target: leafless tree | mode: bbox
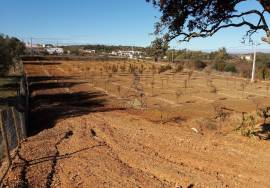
[161,77,166,89]
[117,85,121,97]
[240,81,248,97]
[236,112,256,137]
[187,70,193,83]
[183,79,188,94]
[213,103,230,130]
[151,80,155,96]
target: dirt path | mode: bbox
[3,60,270,188]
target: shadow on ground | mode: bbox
[0,96,18,107]
[255,123,270,140]
[28,75,125,136]
[23,61,62,66]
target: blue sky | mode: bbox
[0,0,269,52]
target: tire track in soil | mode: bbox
[46,130,73,188]
[89,127,172,187]
[90,113,230,187]
[8,131,74,188]
[16,143,30,188]
[91,115,175,186]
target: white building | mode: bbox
[240,55,252,61]
[112,50,145,59]
[46,47,64,55]
[80,49,96,54]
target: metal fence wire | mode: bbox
[2,108,26,150]
[0,70,29,185]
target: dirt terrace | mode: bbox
[3,59,270,188]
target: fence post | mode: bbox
[25,74,29,135]
[19,112,26,139]
[11,107,20,143]
[0,111,11,166]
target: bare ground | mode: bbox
[3,60,270,188]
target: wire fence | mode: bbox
[0,63,29,185]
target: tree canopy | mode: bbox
[146,0,270,43]
[149,37,170,61]
[0,34,25,74]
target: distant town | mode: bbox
[25,42,258,62]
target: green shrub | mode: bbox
[224,63,237,73]
[193,59,207,70]
[158,65,172,74]
[241,69,252,78]
[175,64,183,73]
[258,65,270,80]
[213,61,226,71]
[0,35,25,75]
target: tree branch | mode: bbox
[172,20,266,42]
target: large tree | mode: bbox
[149,36,170,61]
[146,0,270,43]
[0,35,25,74]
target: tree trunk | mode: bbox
[262,30,270,43]
[259,0,270,13]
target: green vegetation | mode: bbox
[60,43,270,81]
[173,49,210,61]
[149,37,169,62]
[213,61,226,72]
[169,47,229,63]
[211,47,229,61]
[62,44,147,54]
[224,63,237,73]
[255,53,270,80]
[158,65,172,74]
[193,59,207,70]
[257,53,270,67]
[175,64,183,73]
[0,34,25,75]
